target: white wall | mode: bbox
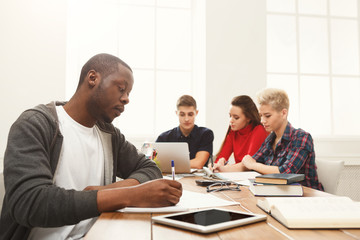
[0,0,67,159]
[0,0,266,159]
[205,0,266,153]
[0,0,359,174]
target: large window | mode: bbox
[266,0,360,137]
[66,0,205,142]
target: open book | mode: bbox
[257,197,360,229]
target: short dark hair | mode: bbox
[176,95,197,109]
[77,53,132,89]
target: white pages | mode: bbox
[118,190,238,213]
[257,196,360,229]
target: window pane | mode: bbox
[330,0,357,17]
[300,76,331,135]
[299,17,329,74]
[333,77,360,135]
[66,1,196,140]
[331,19,359,75]
[298,0,327,15]
[267,74,300,127]
[155,71,191,135]
[71,0,118,61]
[118,5,155,69]
[157,0,191,8]
[116,70,155,135]
[267,15,297,73]
[66,0,119,98]
[156,8,191,70]
[267,0,295,13]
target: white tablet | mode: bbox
[152,208,267,234]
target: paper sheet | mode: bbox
[215,171,261,182]
[118,190,238,213]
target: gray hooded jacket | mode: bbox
[0,101,162,240]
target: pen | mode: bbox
[210,155,214,173]
[171,160,175,180]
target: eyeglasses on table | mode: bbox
[206,181,241,193]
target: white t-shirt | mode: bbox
[29,106,105,240]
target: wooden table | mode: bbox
[85,177,360,240]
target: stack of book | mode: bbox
[249,173,305,197]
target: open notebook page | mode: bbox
[118,190,238,213]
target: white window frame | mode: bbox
[66,0,206,148]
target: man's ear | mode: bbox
[195,110,199,116]
[87,70,98,88]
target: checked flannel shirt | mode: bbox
[252,122,324,190]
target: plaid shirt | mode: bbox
[253,122,324,190]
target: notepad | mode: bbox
[118,190,238,213]
[257,196,360,229]
[118,205,188,213]
[202,168,261,183]
[216,171,261,181]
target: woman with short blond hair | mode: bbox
[257,88,289,111]
[242,88,323,190]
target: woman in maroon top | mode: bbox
[210,95,268,172]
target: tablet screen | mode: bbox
[153,208,267,233]
[166,209,253,226]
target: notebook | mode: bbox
[152,142,192,173]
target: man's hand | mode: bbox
[127,179,182,207]
[97,179,182,212]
